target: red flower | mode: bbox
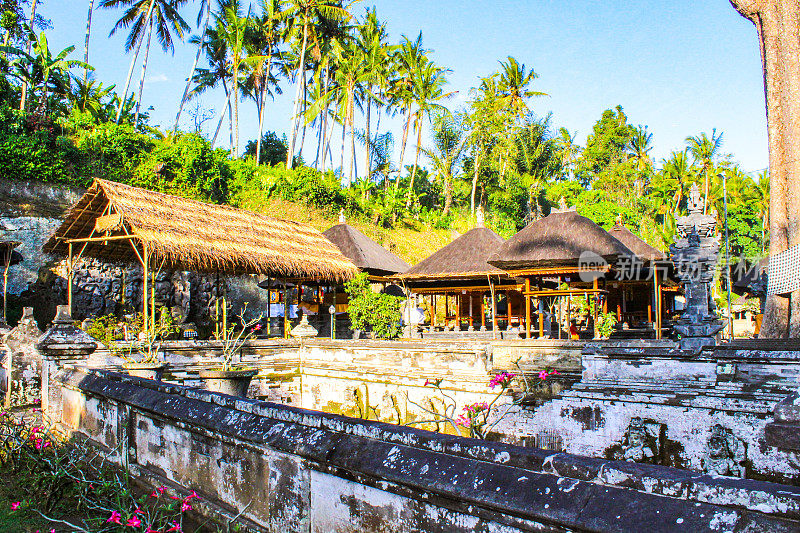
[126,516,142,527]
[184,490,198,501]
[181,501,192,512]
[166,522,181,532]
[11,502,20,510]
[106,511,123,524]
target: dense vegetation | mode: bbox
[0,0,769,261]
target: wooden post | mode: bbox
[655,269,662,340]
[445,293,449,329]
[332,285,337,340]
[469,292,474,329]
[592,278,599,338]
[456,292,461,330]
[142,243,149,340]
[490,280,497,339]
[480,292,486,330]
[283,280,289,338]
[67,242,73,316]
[506,291,512,328]
[525,278,531,339]
[266,277,272,337]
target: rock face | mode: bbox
[1,307,43,406]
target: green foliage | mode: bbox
[596,312,618,339]
[243,131,288,166]
[344,272,403,339]
[725,202,764,259]
[577,105,635,184]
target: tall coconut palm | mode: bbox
[188,25,232,146]
[686,129,724,214]
[389,31,425,188]
[283,0,350,168]
[173,0,213,133]
[407,60,453,207]
[100,0,190,123]
[420,110,467,216]
[84,0,96,83]
[496,56,547,122]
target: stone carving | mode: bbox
[703,424,746,478]
[1,307,43,406]
[614,417,660,463]
[670,184,724,352]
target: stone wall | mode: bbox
[50,367,800,532]
[493,341,800,485]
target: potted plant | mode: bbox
[199,307,262,397]
[117,312,175,381]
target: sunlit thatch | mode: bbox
[44,179,359,281]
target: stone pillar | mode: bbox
[35,305,97,421]
[670,185,724,352]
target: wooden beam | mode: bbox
[65,234,137,244]
[525,278,531,339]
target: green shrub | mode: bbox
[344,273,403,339]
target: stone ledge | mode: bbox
[55,367,800,527]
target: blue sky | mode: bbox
[43,0,768,174]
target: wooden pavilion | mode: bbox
[488,207,669,339]
[44,179,358,336]
[396,216,523,337]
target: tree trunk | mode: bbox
[287,17,309,169]
[255,48,274,165]
[395,106,411,191]
[133,16,154,126]
[364,93,371,181]
[442,175,452,216]
[211,87,233,148]
[340,120,346,176]
[174,0,211,133]
[407,114,423,208]
[471,148,482,214]
[19,0,38,112]
[115,0,156,123]
[83,0,95,84]
[730,0,800,337]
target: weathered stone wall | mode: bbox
[493,342,800,485]
[51,367,800,532]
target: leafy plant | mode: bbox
[596,311,618,339]
[214,304,262,371]
[344,273,403,339]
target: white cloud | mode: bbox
[144,73,169,84]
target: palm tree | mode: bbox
[70,74,115,119]
[214,1,260,157]
[496,56,547,122]
[2,30,94,114]
[556,127,581,180]
[247,0,285,164]
[283,0,350,168]
[100,0,190,123]
[466,72,503,214]
[389,32,426,188]
[686,129,724,214]
[18,0,39,111]
[356,9,389,184]
[173,0,213,133]
[407,59,453,207]
[84,0,96,83]
[188,25,232,147]
[660,150,694,214]
[420,110,467,216]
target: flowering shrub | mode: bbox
[406,362,563,439]
[0,410,205,532]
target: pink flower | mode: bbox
[151,486,167,498]
[489,372,517,389]
[126,516,142,527]
[550,369,560,375]
[33,398,40,404]
[107,511,123,524]
[35,438,43,449]
[134,507,144,515]
[145,528,160,533]
[253,323,262,331]
[11,502,20,510]
[538,370,549,380]
[184,490,198,501]
[181,501,192,512]
[166,522,181,532]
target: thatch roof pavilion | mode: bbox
[396,216,523,336]
[44,179,358,335]
[607,223,665,263]
[323,221,409,278]
[487,209,633,273]
[488,208,672,339]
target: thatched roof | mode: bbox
[44,179,358,281]
[323,223,409,276]
[607,224,665,262]
[398,227,507,280]
[488,209,634,271]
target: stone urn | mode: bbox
[199,368,258,397]
[123,362,167,381]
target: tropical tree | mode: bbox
[496,55,546,122]
[389,31,426,187]
[420,110,467,216]
[100,0,190,123]
[173,0,213,133]
[69,74,115,119]
[283,0,350,168]
[686,129,724,214]
[83,0,96,83]
[2,30,93,113]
